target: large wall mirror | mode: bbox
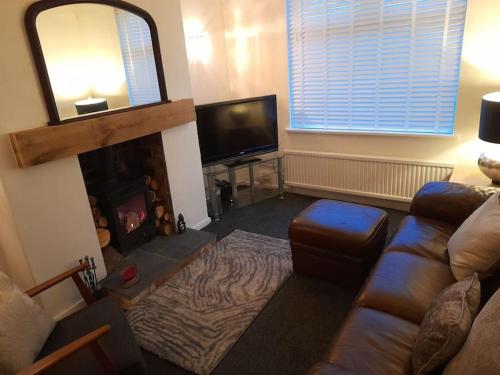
[26,0,168,125]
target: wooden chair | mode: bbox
[18,263,147,375]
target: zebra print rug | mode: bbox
[126,230,292,375]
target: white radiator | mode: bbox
[284,150,455,202]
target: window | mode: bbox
[115,9,161,106]
[287,0,468,135]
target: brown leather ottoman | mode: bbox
[289,199,388,287]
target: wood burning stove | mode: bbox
[97,179,156,254]
[79,133,174,255]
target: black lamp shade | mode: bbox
[75,98,108,116]
[479,94,500,144]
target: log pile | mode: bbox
[141,134,176,236]
[144,175,174,236]
[88,195,111,248]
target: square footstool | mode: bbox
[288,199,388,288]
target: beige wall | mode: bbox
[37,4,130,120]
[0,178,33,291]
[0,0,208,318]
[0,0,103,318]
[180,0,232,105]
[184,0,500,178]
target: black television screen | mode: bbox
[195,95,278,165]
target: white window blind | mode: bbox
[115,9,161,106]
[287,0,468,135]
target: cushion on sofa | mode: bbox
[356,252,456,324]
[448,193,500,280]
[444,286,500,375]
[0,272,55,375]
[384,215,456,263]
[413,274,481,375]
[322,307,419,375]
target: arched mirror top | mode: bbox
[26,0,168,124]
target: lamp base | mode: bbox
[478,153,500,185]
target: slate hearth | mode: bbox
[101,229,216,309]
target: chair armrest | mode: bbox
[410,181,498,226]
[24,263,94,304]
[16,325,117,375]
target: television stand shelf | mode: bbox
[204,155,285,221]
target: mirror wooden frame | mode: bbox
[25,0,169,125]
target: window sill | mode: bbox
[285,128,458,140]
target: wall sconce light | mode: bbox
[184,19,212,65]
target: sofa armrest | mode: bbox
[410,181,498,226]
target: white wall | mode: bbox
[0,0,208,318]
[0,0,105,318]
[141,0,210,230]
[180,0,232,105]
[182,0,500,179]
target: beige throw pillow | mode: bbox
[412,274,481,375]
[448,193,500,280]
[0,272,55,375]
[444,287,500,374]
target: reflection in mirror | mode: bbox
[36,3,161,120]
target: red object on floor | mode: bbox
[121,265,138,283]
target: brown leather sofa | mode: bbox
[309,181,499,375]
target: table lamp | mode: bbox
[75,97,108,115]
[478,92,500,185]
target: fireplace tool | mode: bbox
[79,256,99,295]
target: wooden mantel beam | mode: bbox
[9,99,196,168]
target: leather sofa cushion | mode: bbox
[384,216,456,263]
[289,199,388,257]
[356,252,456,324]
[321,308,419,375]
[410,182,498,227]
[308,362,353,375]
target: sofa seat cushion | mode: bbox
[308,362,354,375]
[38,298,146,375]
[384,216,456,263]
[356,252,456,324]
[319,308,419,375]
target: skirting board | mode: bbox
[53,298,86,321]
[190,216,212,230]
[288,185,411,212]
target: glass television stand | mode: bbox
[204,155,285,221]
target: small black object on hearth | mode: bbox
[177,213,186,234]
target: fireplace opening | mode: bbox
[79,133,175,257]
[118,195,148,234]
[97,178,156,253]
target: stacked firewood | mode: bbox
[145,175,174,236]
[88,195,111,248]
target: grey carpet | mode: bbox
[128,230,293,375]
[142,193,407,374]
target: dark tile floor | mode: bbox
[143,193,406,375]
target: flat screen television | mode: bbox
[195,95,278,166]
